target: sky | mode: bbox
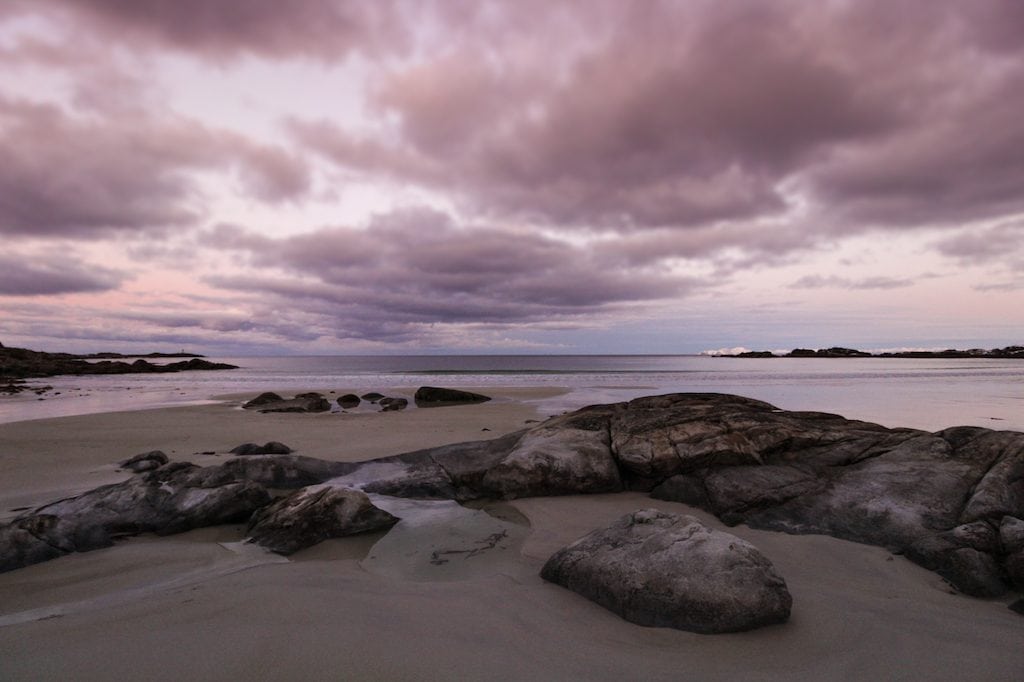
[1,0,1022,356]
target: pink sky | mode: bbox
[1,1,1022,354]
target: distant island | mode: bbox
[720,345,1024,359]
[0,342,238,387]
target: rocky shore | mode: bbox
[3,392,1021,619]
[0,342,237,386]
[722,345,1024,359]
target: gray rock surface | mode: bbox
[379,396,408,412]
[244,392,331,413]
[0,462,271,572]
[541,509,792,633]
[119,450,169,473]
[230,441,294,456]
[414,386,492,406]
[337,393,361,409]
[248,485,399,555]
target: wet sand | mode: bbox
[1,390,1021,680]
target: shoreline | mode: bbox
[1,391,1023,679]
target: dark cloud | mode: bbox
[0,253,123,296]
[291,1,1024,237]
[933,222,1024,265]
[204,208,694,343]
[0,98,311,238]
[24,0,409,61]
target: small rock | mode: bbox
[361,392,385,403]
[230,442,294,456]
[379,397,408,412]
[119,450,169,473]
[247,485,399,555]
[243,392,284,409]
[337,393,361,409]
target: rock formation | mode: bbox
[2,392,1022,605]
[414,386,492,406]
[337,393,361,409]
[541,509,792,633]
[243,392,331,413]
[119,450,169,473]
[230,442,294,456]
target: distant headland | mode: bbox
[716,345,1024,359]
[0,341,237,387]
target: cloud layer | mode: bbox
[1,1,1022,351]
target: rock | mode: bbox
[541,510,792,633]
[650,474,709,507]
[337,393,361,409]
[230,442,294,456]
[478,411,622,499]
[414,386,492,406]
[361,392,385,403]
[119,450,169,473]
[1000,516,1024,552]
[379,397,408,412]
[904,535,1008,597]
[219,455,355,489]
[1010,598,1024,615]
[0,463,271,572]
[252,393,332,413]
[243,392,284,408]
[247,485,399,555]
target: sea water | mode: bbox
[1,355,1021,432]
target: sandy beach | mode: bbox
[1,389,1022,681]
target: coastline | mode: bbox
[1,390,1022,680]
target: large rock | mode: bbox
[246,392,332,413]
[247,485,399,555]
[414,386,491,406]
[541,509,792,633]
[337,393,361,409]
[0,463,271,573]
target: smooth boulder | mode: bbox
[414,386,491,406]
[247,485,399,555]
[541,509,792,633]
[230,441,294,456]
[119,450,169,473]
[337,393,361,409]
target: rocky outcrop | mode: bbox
[0,344,236,380]
[119,450,169,473]
[247,485,399,555]
[0,462,270,572]
[379,397,408,412]
[230,442,294,456]
[244,392,332,413]
[414,386,492,406]
[541,510,791,633]
[337,393,361,409]
[2,392,1023,602]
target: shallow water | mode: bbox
[2,355,1021,432]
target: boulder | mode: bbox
[230,441,294,456]
[243,392,284,408]
[414,386,492,406]
[541,510,792,633]
[251,393,332,413]
[337,393,361,409]
[0,463,271,572]
[247,485,399,555]
[119,450,169,473]
[379,397,409,412]
[361,392,385,403]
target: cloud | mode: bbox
[0,253,123,296]
[202,208,695,344]
[933,221,1024,265]
[15,0,409,62]
[287,1,1024,242]
[790,275,915,291]
[0,97,311,238]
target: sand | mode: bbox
[1,389,1021,680]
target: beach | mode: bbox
[1,388,1022,681]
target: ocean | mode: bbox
[1,355,1021,432]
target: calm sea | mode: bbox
[1,355,1021,432]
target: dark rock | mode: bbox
[0,343,236,379]
[247,485,399,555]
[230,441,294,456]
[1009,598,1024,615]
[249,393,332,413]
[1000,516,1024,552]
[243,392,284,408]
[379,397,409,412]
[650,474,709,507]
[337,393,361,409]
[0,465,271,573]
[361,392,385,403]
[219,455,355,489]
[541,509,792,633]
[414,386,492,406]
[119,450,169,473]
